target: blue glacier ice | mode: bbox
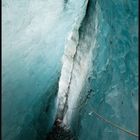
[2,0,138,140]
[2,0,87,139]
[66,1,138,140]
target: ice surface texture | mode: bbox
[66,0,138,140]
[2,0,138,140]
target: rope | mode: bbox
[69,95,138,138]
[90,109,138,138]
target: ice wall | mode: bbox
[2,0,87,140]
[59,0,138,140]
[2,0,138,140]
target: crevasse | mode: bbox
[2,0,138,140]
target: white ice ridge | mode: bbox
[59,2,99,125]
[56,0,92,124]
[56,17,81,120]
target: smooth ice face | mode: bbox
[2,0,88,140]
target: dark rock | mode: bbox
[46,119,76,140]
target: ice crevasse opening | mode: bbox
[2,0,138,140]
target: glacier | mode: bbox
[2,0,138,140]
